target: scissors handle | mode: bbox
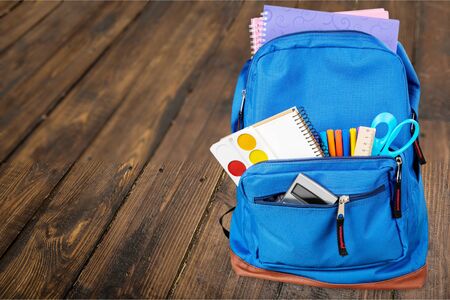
[371,113,397,156]
[380,119,420,157]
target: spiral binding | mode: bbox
[292,107,325,157]
[249,17,266,56]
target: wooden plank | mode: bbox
[0,2,102,96]
[0,2,241,298]
[68,160,223,298]
[0,1,147,162]
[0,0,21,18]
[0,1,60,51]
[397,161,449,299]
[0,161,122,297]
[414,2,449,120]
[419,120,450,163]
[0,1,175,259]
[0,162,37,208]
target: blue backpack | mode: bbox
[225,31,428,289]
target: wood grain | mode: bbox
[0,1,147,162]
[68,161,223,298]
[0,161,121,297]
[419,120,450,163]
[0,0,21,18]
[414,2,450,120]
[0,1,174,259]
[0,1,60,51]
[151,1,261,163]
[0,2,241,298]
[0,2,102,96]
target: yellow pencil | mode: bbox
[350,128,357,156]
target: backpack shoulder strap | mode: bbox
[219,206,235,239]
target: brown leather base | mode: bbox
[230,251,427,290]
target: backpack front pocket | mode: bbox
[238,157,406,270]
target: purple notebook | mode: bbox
[263,5,400,52]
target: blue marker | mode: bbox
[342,129,350,156]
[319,131,329,157]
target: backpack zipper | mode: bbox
[237,89,246,130]
[336,195,350,256]
[392,156,403,218]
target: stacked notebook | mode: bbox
[249,5,399,55]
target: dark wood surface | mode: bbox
[0,1,448,298]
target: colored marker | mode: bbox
[335,130,343,157]
[342,129,350,157]
[350,128,357,156]
[326,129,336,157]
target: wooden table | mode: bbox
[0,1,448,298]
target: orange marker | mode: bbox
[335,130,343,157]
[326,129,336,157]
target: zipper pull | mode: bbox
[237,89,246,130]
[336,195,349,256]
[392,156,403,218]
[411,111,426,165]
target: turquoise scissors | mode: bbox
[371,112,420,157]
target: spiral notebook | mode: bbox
[210,107,323,185]
[249,7,394,55]
[249,17,264,55]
